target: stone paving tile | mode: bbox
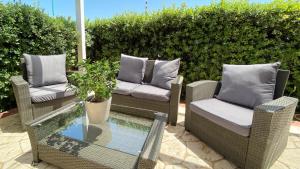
[180,131,199,142]
[213,160,236,169]
[3,152,52,169]
[0,142,23,163]
[271,161,290,169]
[19,139,31,153]
[182,155,212,169]
[286,140,297,149]
[186,141,223,162]
[290,125,300,134]
[295,142,300,148]
[160,139,187,165]
[0,110,300,169]
[155,160,166,169]
[276,149,300,169]
[289,135,300,142]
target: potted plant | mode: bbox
[68,59,119,124]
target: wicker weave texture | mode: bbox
[111,104,157,119]
[185,80,299,169]
[26,103,167,169]
[112,94,170,114]
[11,76,33,129]
[38,144,138,169]
[138,113,167,169]
[190,112,249,167]
[112,75,183,125]
[32,95,76,118]
[245,96,298,169]
[185,80,218,130]
[11,75,76,129]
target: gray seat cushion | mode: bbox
[112,80,141,95]
[23,53,68,87]
[29,83,75,103]
[151,58,180,90]
[217,62,280,108]
[190,98,253,137]
[117,54,148,84]
[131,85,171,102]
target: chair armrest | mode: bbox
[186,80,218,102]
[11,75,29,86]
[169,75,184,125]
[185,80,218,130]
[171,75,184,86]
[11,76,32,129]
[246,96,298,169]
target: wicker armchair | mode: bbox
[185,70,298,169]
[11,58,76,129]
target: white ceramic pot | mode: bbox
[85,97,112,124]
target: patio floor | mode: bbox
[0,104,300,169]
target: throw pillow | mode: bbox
[23,53,68,87]
[151,58,180,90]
[117,54,148,84]
[217,62,280,108]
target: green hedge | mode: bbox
[88,1,300,108]
[1,1,299,112]
[0,3,77,112]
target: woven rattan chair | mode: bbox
[185,70,298,169]
[11,58,76,129]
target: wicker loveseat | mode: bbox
[11,58,76,129]
[111,60,183,126]
[185,69,298,169]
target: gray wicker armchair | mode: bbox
[185,70,298,169]
[11,58,76,129]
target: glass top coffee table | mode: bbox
[26,102,167,169]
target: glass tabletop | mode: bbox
[37,103,153,156]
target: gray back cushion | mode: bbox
[151,58,180,90]
[143,60,155,83]
[117,54,148,84]
[23,53,68,87]
[217,62,280,108]
[215,69,289,99]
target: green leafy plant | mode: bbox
[68,60,119,102]
[87,0,300,111]
[1,1,300,112]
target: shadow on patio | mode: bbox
[0,104,300,169]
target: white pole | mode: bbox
[76,0,86,62]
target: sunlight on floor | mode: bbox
[0,104,299,169]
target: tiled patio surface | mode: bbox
[0,104,300,169]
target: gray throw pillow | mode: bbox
[151,58,180,90]
[23,53,68,87]
[217,62,280,108]
[117,54,148,84]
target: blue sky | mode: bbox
[1,0,270,20]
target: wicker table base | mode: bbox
[26,102,167,169]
